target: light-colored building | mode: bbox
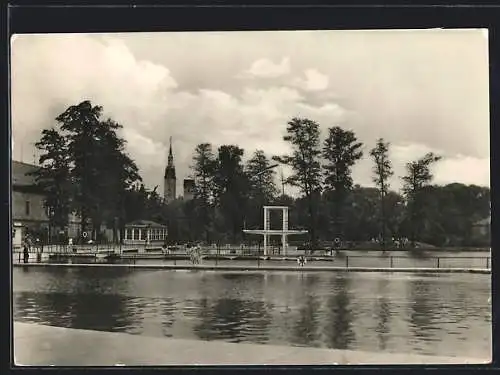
[12,222,24,250]
[12,161,50,227]
[12,160,81,242]
[183,179,195,201]
[123,220,168,246]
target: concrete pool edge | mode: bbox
[11,263,491,274]
[13,322,490,366]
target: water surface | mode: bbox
[13,267,491,358]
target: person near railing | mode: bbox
[187,243,203,265]
[23,242,29,263]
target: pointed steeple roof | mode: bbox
[165,136,176,179]
[168,136,173,157]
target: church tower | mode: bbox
[164,137,176,203]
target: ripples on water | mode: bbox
[13,267,491,358]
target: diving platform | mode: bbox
[243,206,308,256]
[243,229,308,235]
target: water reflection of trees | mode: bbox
[408,278,438,339]
[291,274,321,346]
[375,278,391,351]
[291,294,321,346]
[153,298,176,336]
[324,276,356,349]
[193,274,272,344]
[13,291,133,333]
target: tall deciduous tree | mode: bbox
[214,145,249,242]
[273,118,322,247]
[322,126,363,240]
[401,152,441,246]
[94,118,141,242]
[31,128,72,233]
[190,143,217,242]
[369,138,394,248]
[245,150,278,230]
[246,150,278,203]
[34,100,142,242]
[57,101,103,234]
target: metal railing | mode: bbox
[12,249,491,270]
[337,254,491,270]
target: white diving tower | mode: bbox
[243,206,308,256]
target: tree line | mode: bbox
[29,102,490,248]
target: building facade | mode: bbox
[12,161,49,225]
[164,137,177,203]
[12,160,82,243]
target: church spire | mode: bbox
[164,136,176,203]
[168,136,174,166]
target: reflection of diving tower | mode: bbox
[243,206,308,256]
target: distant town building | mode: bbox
[183,179,195,201]
[163,137,176,203]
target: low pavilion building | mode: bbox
[123,220,168,246]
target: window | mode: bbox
[25,201,30,216]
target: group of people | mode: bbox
[296,255,307,267]
[370,236,410,248]
[187,244,203,265]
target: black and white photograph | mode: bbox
[11,29,491,366]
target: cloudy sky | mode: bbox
[11,29,490,197]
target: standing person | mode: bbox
[23,242,29,264]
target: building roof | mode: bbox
[126,219,167,228]
[12,160,39,187]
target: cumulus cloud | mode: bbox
[11,35,177,130]
[122,128,168,169]
[11,30,490,196]
[352,143,490,191]
[292,68,330,91]
[241,57,291,79]
[434,156,490,187]
[11,34,177,188]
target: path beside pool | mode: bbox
[13,322,489,366]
